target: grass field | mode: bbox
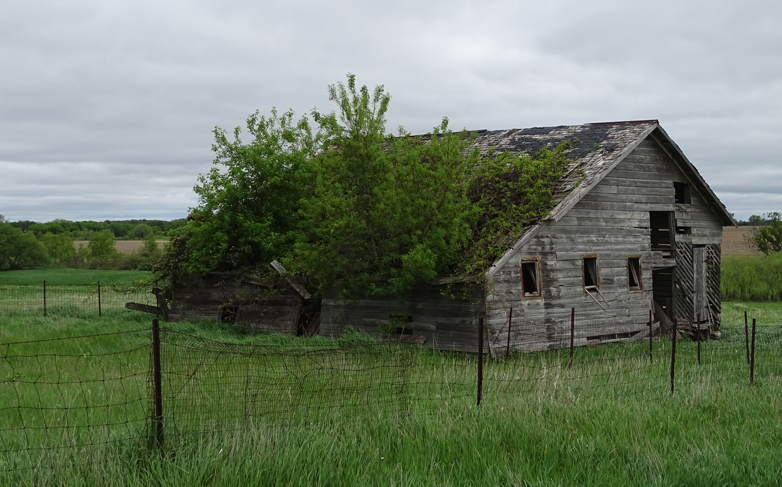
[722,253,782,301]
[0,269,154,316]
[0,302,781,485]
[0,268,152,286]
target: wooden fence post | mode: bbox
[670,319,677,394]
[151,319,164,448]
[477,317,484,407]
[97,281,102,317]
[43,280,47,317]
[750,318,757,385]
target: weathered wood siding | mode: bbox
[320,287,483,352]
[170,275,302,334]
[487,135,723,351]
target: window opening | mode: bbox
[583,257,599,288]
[628,257,642,290]
[521,260,541,297]
[674,182,691,204]
[650,211,675,254]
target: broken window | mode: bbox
[674,182,691,204]
[650,211,675,253]
[521,260,541,297]
[628,257,642,290]
[583,257,599,288]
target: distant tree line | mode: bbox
[0,219,165,271]
[735,212,781,226]
[7,219,185,240]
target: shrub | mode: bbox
[0,223,48,270]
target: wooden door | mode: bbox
[693,246,707,323]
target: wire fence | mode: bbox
[0,311,780,476]
[0,282,154,316]
[0,328,150,474]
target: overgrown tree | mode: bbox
[289,75,477,296]
[157,74,573,297]
[158,108,318,282]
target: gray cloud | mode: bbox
[1,0,780,221]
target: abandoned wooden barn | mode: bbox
[320,120,734,351]
[167,119,733,353]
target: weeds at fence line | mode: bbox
[0,310,780,477]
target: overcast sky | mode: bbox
[1,0,780,222]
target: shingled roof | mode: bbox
[470,120,735,277]
[466,120,733,225]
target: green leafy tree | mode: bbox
[158,108,318,282]
[157,74,573,297]
[129,223,155,239]
[39,233,76,266]
[752,214,782,255]
[85,230,120,268]
[290,75,477,296]
[0,223,48,270]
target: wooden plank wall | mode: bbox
[320,287,483,352]
[170,276,302,334]
[487,135,724,351]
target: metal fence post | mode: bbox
[670,319,677,394]
[750,318,757,385]
[568,307,575,366]
[696,313,701,365]
[744,311,750,364]
[151,319,164,448]
[43,280,47,317]
[648,309,653,362]
[477,317,484,407]
[505,307,513,358]
[97,281,102,317]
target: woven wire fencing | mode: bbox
[483,308,782,401]
[0,311,779,478]
[0,329,151,475]
[0,282,154,316]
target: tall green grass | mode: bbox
[722,254,782,301]
[1,304,781,485]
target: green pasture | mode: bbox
[0,302,780,485]
[0,268,152,286]
[0,269,153,316]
